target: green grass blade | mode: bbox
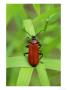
[46,22,60,32]
[6,4,13,24]
[41,58,61,71]
[14,5,28,31]
[33,8,59,24]
[7,56,31,68]
[7,44,14,56]
[33,4,40,15]
[33,13,60,34]
[11,4,27,18]
[36,64,50,86]
[16,67,33,86]
[29,69,41,86]
[6,68,20,86]
[47,69,61,86]
[23,19,35,36]
[33,4,60,33]
[6,4,27,25]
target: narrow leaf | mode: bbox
[33,4,40,15]
[29,69,41,86]
[23,19,35,36]
[36,64,50,86]
[16,67,33,86]
[6,68,20,86]
[6,4,27,25]
[46,22,60,32]
[7,56,31,68]
[33,13,60,35]
[41,58,61,71]
[6,4,13,24]
[7,44,14,56]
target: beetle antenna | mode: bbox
[35,19,49,37]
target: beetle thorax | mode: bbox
[32,39,38,44]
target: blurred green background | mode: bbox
[6,4,61,86]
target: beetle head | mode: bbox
[32,36,36,40]
[32,36,37,43]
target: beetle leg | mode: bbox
[39,44,41,47]
[26,45,29,48]
[39,53,43,60]
[39,44,41,49]
[39,53,43,64]
[24,53,28,56]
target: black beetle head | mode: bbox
[32,36,36,40]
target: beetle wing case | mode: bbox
[28,43,39,67]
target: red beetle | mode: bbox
[24,20,48,67]
[24,36,43,67]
